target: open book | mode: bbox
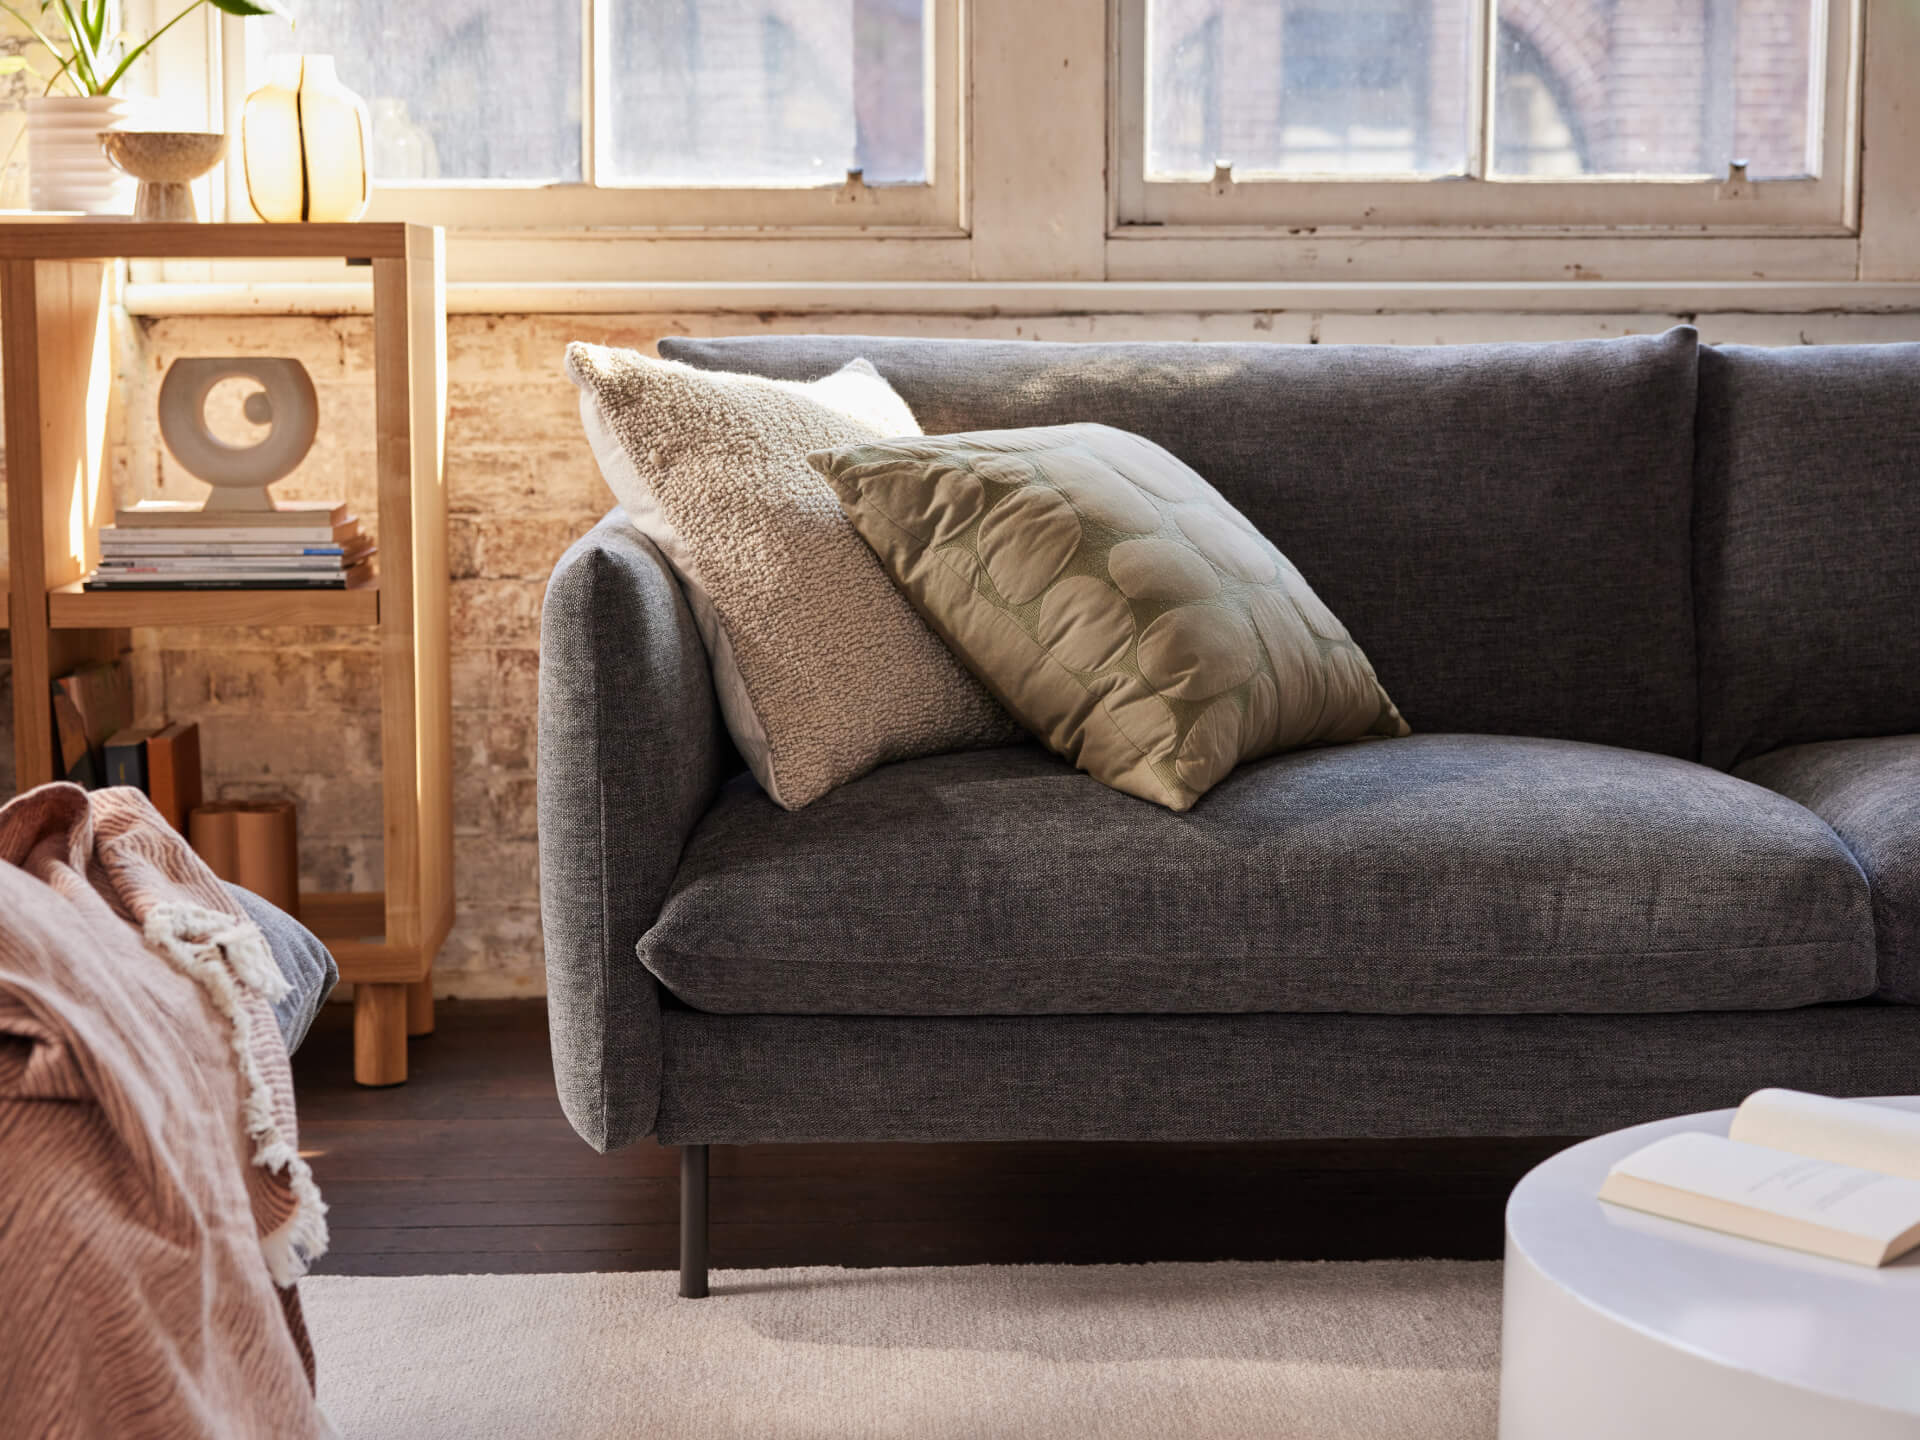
[1598,1090,1920,1267]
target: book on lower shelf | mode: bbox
[1598,1089,1920,1266]
[103,726,156,789]
[146,720,202,832]
[87,500,374,590]
[73,717,203,832]
[50,655,134,787]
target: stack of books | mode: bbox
[101,721,204,834]
[51,655,133,787]
[48,655,203,828]
[85,500,375,591]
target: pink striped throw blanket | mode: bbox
[0,783,331,1439]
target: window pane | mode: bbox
[1145,0,1473,178]
[1492,0,1820,178]
[247,3,581,182]
[603,1,928,186]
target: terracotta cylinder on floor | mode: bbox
[189,799,300,920]
[188,802,241,881]
[232,801,300,920]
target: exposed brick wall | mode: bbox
[2,305,1916,996]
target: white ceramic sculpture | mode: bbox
[157,357,320,511]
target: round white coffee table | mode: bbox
[1499,1098,1920,1439]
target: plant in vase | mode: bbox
[1,0,290,213]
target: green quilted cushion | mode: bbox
[811,423,1408,810]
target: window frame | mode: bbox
[1111,0,1862,236]
[117,0,1920,297]
[210,0,967,235]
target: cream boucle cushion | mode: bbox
[811,423,1409,811]
[566,345,1018,809]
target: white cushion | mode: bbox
[566,345,1018,809]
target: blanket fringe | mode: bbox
[143,903,329,1286]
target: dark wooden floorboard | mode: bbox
[293,999,1573,1277]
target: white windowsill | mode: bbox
[120,278,1920,318]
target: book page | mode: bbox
[1730,1089,1920,1181]
[1601,1132,1920,1263]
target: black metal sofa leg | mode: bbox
[680,1144,710,1298]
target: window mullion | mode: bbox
[1469,0,1495,179]
[217,13,250,220]
[582,0,601,188]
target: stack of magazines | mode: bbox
[85,500,375,591]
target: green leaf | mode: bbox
[15,0,293,98]
[52,0,100,92]
[0,54,30,73]
[206,0,292,19]
[101,0,286,96]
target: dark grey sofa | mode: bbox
[537,327,1920,1297]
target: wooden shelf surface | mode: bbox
[329,940,429,985]
[0,219,416,260]
[49,579,379,629]
[300,890,441,985]
[302,890,388,940]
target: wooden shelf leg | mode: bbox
[406,970,434,1037]
[354,983,409,1086]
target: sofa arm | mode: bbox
[538,513,729,1151]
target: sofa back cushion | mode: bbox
[662,328,1701,757]
[1694,343,1920,770]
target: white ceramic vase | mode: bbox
[242,55,371,222]
[27,94,138,214]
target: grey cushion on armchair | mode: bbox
[538,514,731,1152]
[222,882,337,1054]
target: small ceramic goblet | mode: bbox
[99,131,227,222]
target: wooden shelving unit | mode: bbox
[1,221,451,1086]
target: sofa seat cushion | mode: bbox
[640,734,1875,1017]
[1735,736,1920,1003]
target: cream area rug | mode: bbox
[303,1261,1502,1439]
